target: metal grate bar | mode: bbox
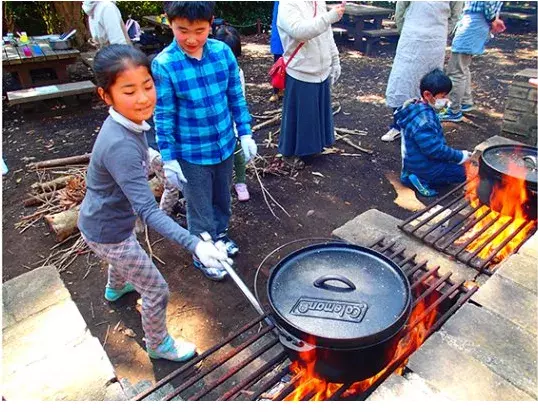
[220,351,288,401]
[458,216,514,262]
[451,212,503,256]
[421,200,472,241]
[388,246,406,259]
[162,324,275,401]
[410,266,440,290]
[408,193,469,235]
[435,206,492,252]
[413,272,452,306]
[428,204,479,246]
[188,338,281,400]
[133,313,268,401]
[247,366,291,401]
[399,179,470,228]
[404,259,429,278]
[431,285,479,328]
[477,219,532,271]
[271,372,308,401]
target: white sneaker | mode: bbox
[381,128,401,142]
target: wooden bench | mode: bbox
[362,28,399,56]
[7,80,96,106]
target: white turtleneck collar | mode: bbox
[108,107,151,133]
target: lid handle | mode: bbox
[313,275,356,292]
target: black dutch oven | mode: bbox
[266,243,411,383]
[477,144,538,220]
[219,239,412,384]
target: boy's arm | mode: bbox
[225,48,252,137]
[414,125,464,163]
[483,1,503,23]
[395,1,411,33]
[151,59,178,162]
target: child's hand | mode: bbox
[240,135,257,163]
[163,160,187,189]
[458,150,471,164]
[195,240,231,269]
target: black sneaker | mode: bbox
[216,233,239,257]
[192,255,227,282]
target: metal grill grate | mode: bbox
[398,178,537,275]
[133,237,478,401]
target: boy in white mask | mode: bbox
[394,69,471,197]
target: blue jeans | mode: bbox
[424,163,466,187]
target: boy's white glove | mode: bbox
[240,135,257,163]
[194,240,232,269]
[330,62,341,86]
[148,147,161,163]
[163,160,187,189]
[458,150,471,165]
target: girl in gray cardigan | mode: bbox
[78,45,229,362]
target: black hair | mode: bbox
[163,1,215,23]
[93,44,151,93]
[420,68,452,97]
[214,26,241,58]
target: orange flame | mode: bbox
[284,293,438,401]
[459,160,535,264]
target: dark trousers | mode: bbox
[178,155,234,239]
[423,163,466,186]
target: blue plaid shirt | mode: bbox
[464,1,503,22]
[152,39,252,165]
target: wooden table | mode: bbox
[142,16,172,32]
[330,3,394,50]
[2,36,80,88]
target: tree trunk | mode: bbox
[45,206,81,242]
[3,3,15,34]
[51,1,89,48]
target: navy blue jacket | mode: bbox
[395,99,464,179]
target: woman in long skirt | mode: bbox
[277,1,345,167]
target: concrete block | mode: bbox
[503,109,521,122]
[502,120,532,137]
[529,88,537,101]
[2,335,117,401]
[2,266,70,322]
[474,135,521,153]
[104,382,128,401]
[518,233,538,259]
[120,378,180,401]
[506,97,536,112]
[2,302,16,330]
[508,85,531,99]
[440,304,537,398]
[333,209,478,284]
[367,373,450,400]
[471,275,537,336]
[494,253,537,293]
[407,333,534,400]
[3,299,88,377]
[515,68,538,80]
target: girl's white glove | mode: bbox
[163,160,187,190]
[458,150,471,165]
[194,240,231,269]
[240,135,257,163]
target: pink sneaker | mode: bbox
[234,183,250,202]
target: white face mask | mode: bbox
[434,98,449,110]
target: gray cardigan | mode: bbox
[78,115,199,252]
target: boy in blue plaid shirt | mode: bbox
[152,1,256,281]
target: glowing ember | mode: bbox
[284,293,438,401]
[458,160,536,264]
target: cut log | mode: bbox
[28,153,91,170]
[45,206,81,242]
[31,175,72,193]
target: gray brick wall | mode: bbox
[501,68,537,146]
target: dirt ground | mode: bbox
[2,25,537,388]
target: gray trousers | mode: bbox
[178,155,234,239]
[447,52,473,112]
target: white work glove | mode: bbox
[458,150,471,165]
[330,62,341,86]
[240,135,257,163]
[147,147,161,163]
[163,160,187,190]
[194,240,231,269]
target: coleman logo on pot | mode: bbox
[290,297,368,323]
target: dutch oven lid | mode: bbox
[482,144,537,186]
[267,243,411,349]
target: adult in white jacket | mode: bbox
[82,0,131,48]
[277,1,345,167]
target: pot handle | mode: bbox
[313,275,356,292]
